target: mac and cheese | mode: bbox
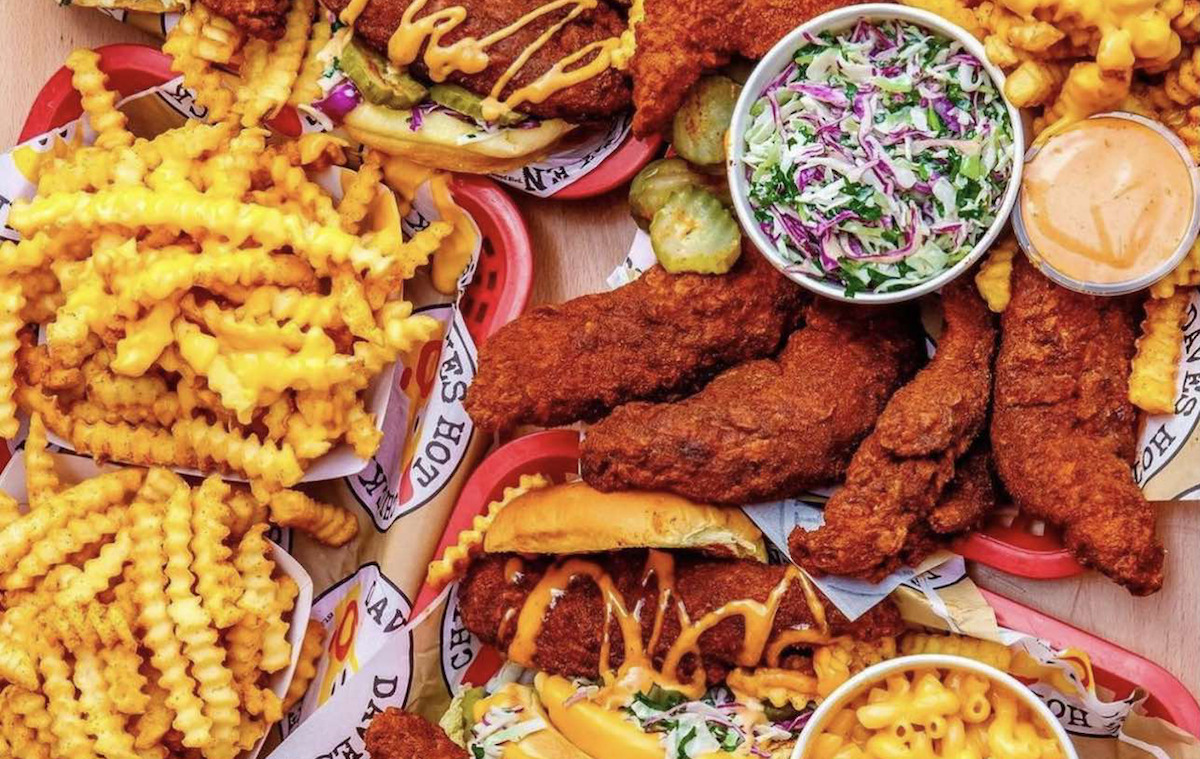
[804,668,1067,759]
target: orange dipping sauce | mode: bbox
[1019,115,1197,287]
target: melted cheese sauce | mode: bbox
[1020,116,1197,285]
[504,551,832,701]
[339,0,629,120]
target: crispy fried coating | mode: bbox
[927,442,995,536]
[991,259,1163,595]
[630,0,857,135]
[203,0,290,39]
[459,551,906,685]
[365,707,468,759]
[579,298,922,504]
[465,252,807,432]
[320,0,631,121]
[790,281,996,579]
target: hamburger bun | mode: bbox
[343,103,577,174]
[483,480,767,561]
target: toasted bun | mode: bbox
[343,103,577,174]
[483,481,767,561]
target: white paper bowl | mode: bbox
[727,4,1025,304]
[0,450,314,759]
[789,654,1078,759]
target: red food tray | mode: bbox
[9,43,534,466]
[416,428,1200,737]
[550,131,663,200]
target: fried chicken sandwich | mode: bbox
[367,476,907,759]
[319,0,636,173]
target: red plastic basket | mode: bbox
[10,42,534,463]
[550,131,663,200]
[419,429,1200,737]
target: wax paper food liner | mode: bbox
[1,75,498,752]
[75,4,635,197]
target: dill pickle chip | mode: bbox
[429,84,526,126]
[649,186,742,274]
[340,41,428,109]
[672,75,741,168]
[629,158,710,228]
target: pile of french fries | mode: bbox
[0,417,327,758]
[0,41,451,492]
[0,1,470,751]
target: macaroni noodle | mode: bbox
[804,667,1066,759]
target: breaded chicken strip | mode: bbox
[991,259,1163,595]
[579,298,922,504]
[459,551,906,685]
[320,0,632,121]
[204,0,290,38]
[631,0,857,135]
[927,441,995,535]
[465,251,807,432]
[365,707,468,759]
[790,281,996,580]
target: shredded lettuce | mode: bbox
[620,686,810,758]
[467,705,546,759]
[741,19,1014,296]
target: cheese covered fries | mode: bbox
[0,46,451,490]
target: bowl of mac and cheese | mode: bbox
[792,654,1076,759]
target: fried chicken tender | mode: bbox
[927,441,995,535]
[579,298,922,504]
[459,551,906,685]
[630,0,858,135]
[320,0,631,121]
[203,0,290,39]
[365,707,468,759]
[790,281,997,580]
[465,252,807,432]
[991,259,1163,595]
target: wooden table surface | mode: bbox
[4,2,1197,706]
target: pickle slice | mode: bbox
[629,158,734,229]
[429,84,526,126]
[672,75,741,168]
[630,158,706,229]
[339,41,428,109]
[649,186,742,274]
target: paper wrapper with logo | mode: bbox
[1,73,502,755]
[67,3,635,197]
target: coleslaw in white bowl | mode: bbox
[727,4,1023,303]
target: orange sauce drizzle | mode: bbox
[339,0,371,26]
[505,553,832,700]
[379,0,622,120]
[504,556,526,584]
